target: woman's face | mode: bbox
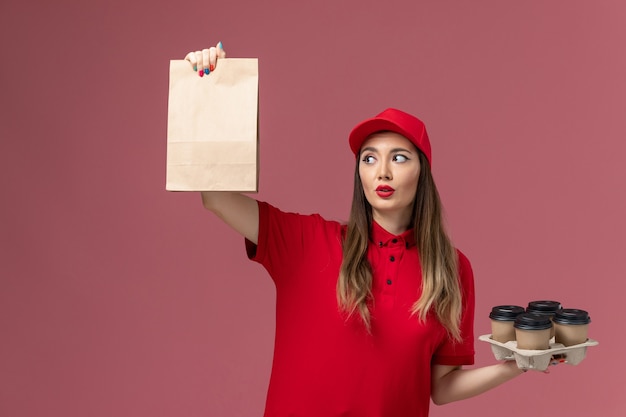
[358,132,421,230]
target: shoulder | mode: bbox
[456,249,472,273]
[259,200,343,232]
[455,248,475,290]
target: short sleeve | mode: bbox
[244,201,342,285]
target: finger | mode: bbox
[195,50,204,77]
[185,52,197,72]
[202,48,211,75]
[217,41,226,59]
[209,47,217,72]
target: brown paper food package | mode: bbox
[166,58,259,191]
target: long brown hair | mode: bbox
[337,151,463,340]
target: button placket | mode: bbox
[383,244,402,297]
[372,234,408,309]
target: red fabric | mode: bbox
[246,201,475,417]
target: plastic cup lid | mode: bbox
[553,308,591,325]
[489,305,525,321]
[514,313,553,330]
[526,300,562,314]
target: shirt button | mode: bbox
[390,256,395,262]
[392,238,398,244]
[378,241,383,247]
[387,279,392,285]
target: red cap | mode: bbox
[349,108,432,166]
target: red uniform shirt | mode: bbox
[245,201,475,417]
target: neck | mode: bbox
[372,209,412,235]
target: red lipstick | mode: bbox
[375,185,395,198]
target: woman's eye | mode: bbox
[362,155,376,164]
[393,154,408,162]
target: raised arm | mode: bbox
[185,43,260,244]
[201,192,259,244]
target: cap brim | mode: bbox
[349,118,414,155]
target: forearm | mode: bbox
[431,361,525,405]
[200,191,259,244]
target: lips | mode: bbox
[375,185,395,198]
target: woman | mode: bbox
[186,43,525,417]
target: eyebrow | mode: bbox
[361,146,414,154]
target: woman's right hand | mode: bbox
[184,41,226,77]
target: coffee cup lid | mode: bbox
[514,313,553,330]
[489,305,525,321]
[526,300,561,315]
[553,308,591,325]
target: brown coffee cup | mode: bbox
[553,309,591,346]
[514,313,552,350]
[489,305,525,343]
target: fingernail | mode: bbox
[204,68,210,75]
[209,64,215,72]
[193,65,197,72]
[198,70,204,77]
[218,41,223,50]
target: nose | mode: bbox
[377,160,392,180]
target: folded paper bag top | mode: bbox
[166,58,259,191]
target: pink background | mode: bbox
[2,1,625,416]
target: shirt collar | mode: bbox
[370,221,417,248]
